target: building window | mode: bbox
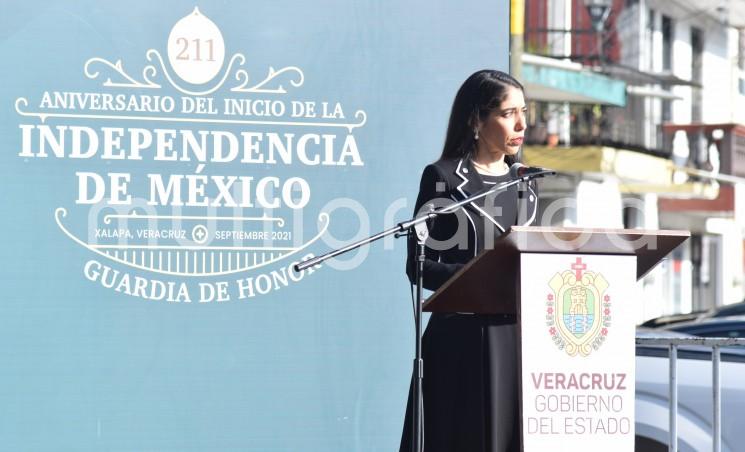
[662,83,672,123]
[662,15,673,71]
[691,27,703,83]
[647,9,656,72]
[691,27,704,122]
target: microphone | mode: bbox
[509,162,556,179]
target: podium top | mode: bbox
[423,226,689,314]
[498,226,688,278]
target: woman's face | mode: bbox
[476,86,527,159]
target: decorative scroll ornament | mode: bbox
[232,66,305,94]
[84,58,160,89]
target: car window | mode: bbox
[713,304,745,317]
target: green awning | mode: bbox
[522,61,626,107]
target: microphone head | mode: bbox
[509,162,526,179]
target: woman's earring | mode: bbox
[474,129,479,140]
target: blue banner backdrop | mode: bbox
[0,1,508,450]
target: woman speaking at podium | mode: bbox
[400,70,538,452]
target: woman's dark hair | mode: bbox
[440,69,525,165]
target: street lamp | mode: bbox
[584,0,612,32]
[584,0,612,63]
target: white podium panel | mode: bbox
[520,253,636,451]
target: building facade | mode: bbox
[520,0,745,321]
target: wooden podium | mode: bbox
[423,226,689,451]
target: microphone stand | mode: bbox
[293,170,554,452]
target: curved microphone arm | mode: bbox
[292,169,555,272]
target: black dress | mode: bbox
[400,158,538,452]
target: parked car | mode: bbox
[706,301,745,318]
[640,300,745,329]
[635,328,745,451]
[663,315,745,338]
[639,311,704,328]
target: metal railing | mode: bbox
[523,105,669,157]
[636,337,745,452]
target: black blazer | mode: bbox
[406,157,538,291]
